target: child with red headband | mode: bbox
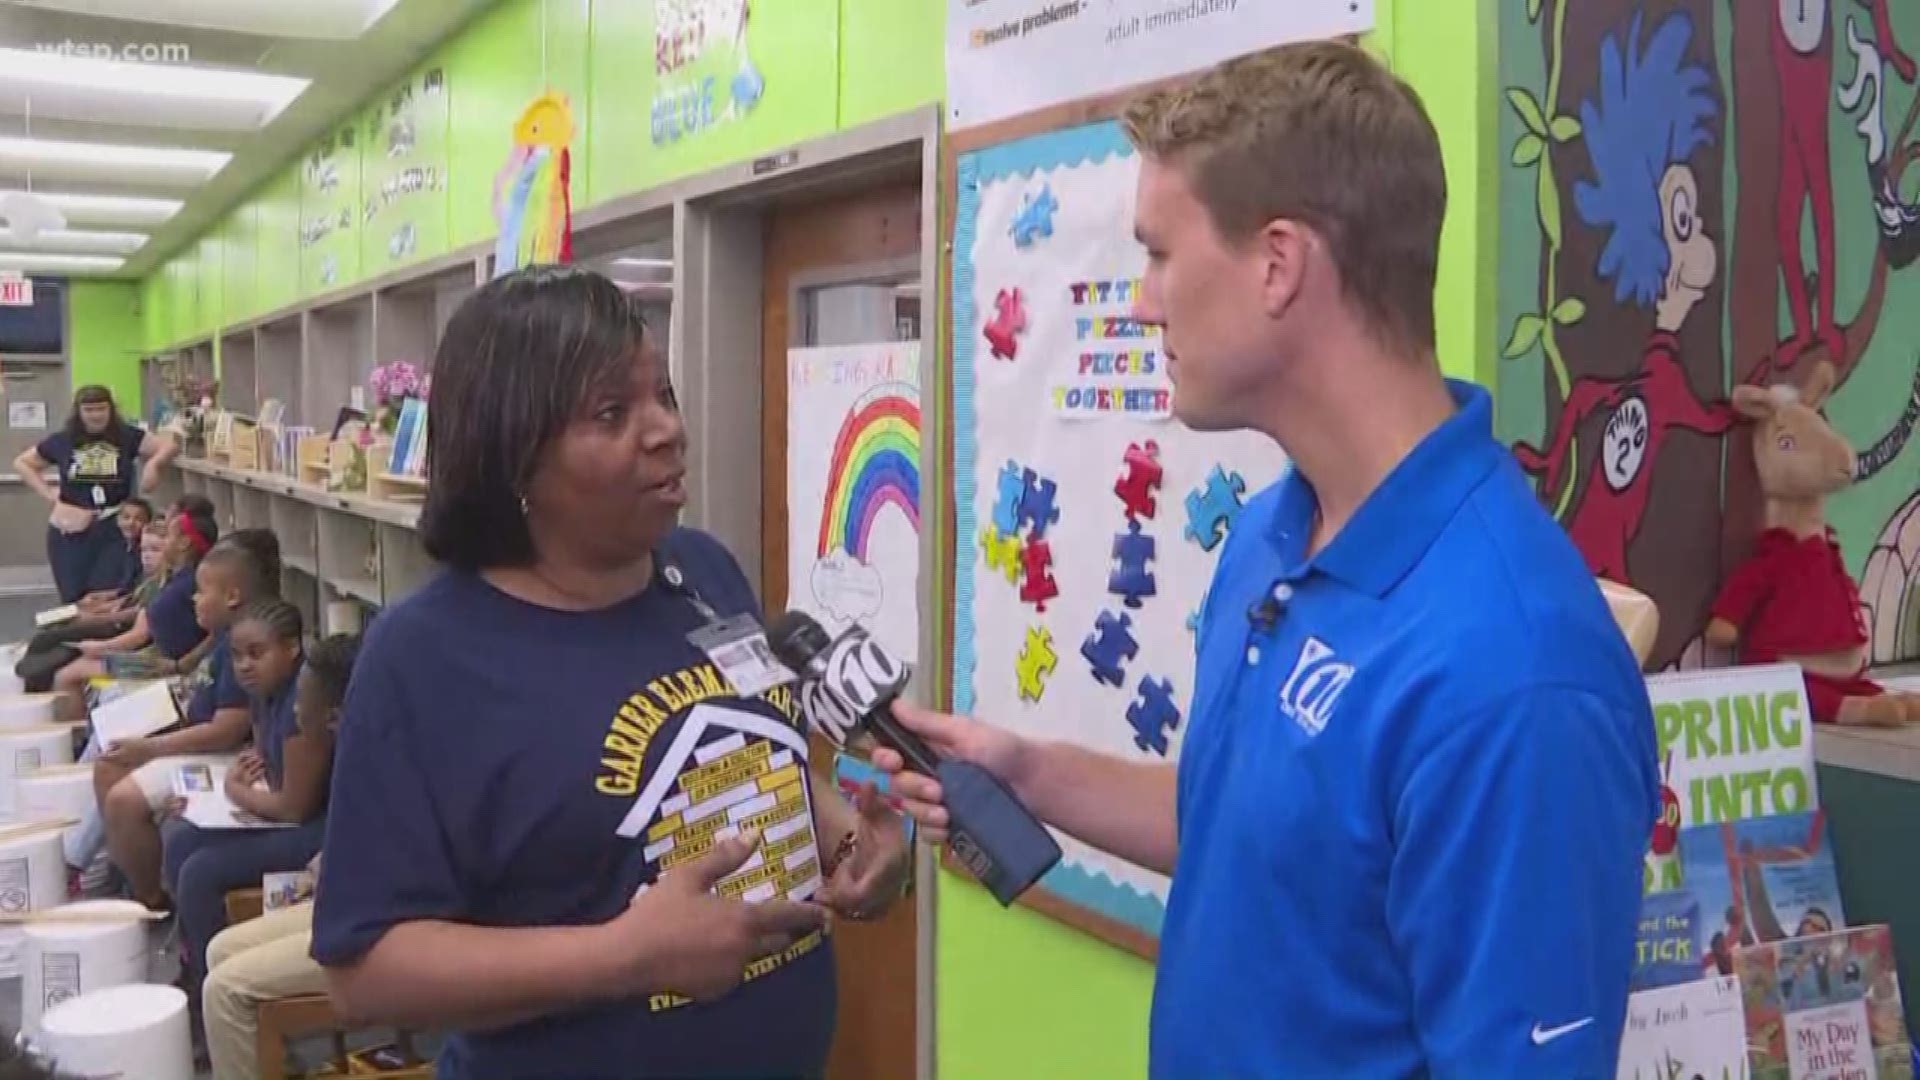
[46,500,219,698]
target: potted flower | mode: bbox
[367,359,424,436]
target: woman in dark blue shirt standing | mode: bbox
[13,385,177,603]
[312,266,911,1080]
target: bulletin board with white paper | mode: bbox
[950,116,1287,955]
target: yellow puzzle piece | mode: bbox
[980,524,1024,585]
[1016,626,1058,703]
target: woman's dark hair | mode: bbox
[305,632,361,709]
[202,530,280,599]
[65,385,129,443]
[171,494,215,520]
[420,265,655,571]
[236,598,303,644]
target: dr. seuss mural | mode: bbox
[1499,0,1920,670]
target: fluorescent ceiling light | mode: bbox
[22,228,148,254]
[0,138,230,185]
[0,49,308,122]
[613,257,674,269]
[0,191,182,225]
[0,251,123,271]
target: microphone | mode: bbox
[766,611,1062,907]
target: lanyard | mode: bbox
[655,551,718,623]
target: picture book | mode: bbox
[171,759,293,831]
[1616,975,1750,1080]
[262,870,314,912]
[1733,924,1913,1080]
[1634,888,1705,991]
[32,604,77,629]
[88,680,182,746]
[1679,811,1844,979]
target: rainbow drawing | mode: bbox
[818,383,922,561]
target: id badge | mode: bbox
[91,485,106,507]
[688,615,795,697]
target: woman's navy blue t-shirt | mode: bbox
[312,528,837,1080]
[36,427,143,511]
[146,570,206,660]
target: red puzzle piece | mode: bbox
[1113,439,1163,519]
[983,288,1028,361]
[1019,537,1059,611]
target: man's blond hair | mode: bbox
[1122,40,1447,352]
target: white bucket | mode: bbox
[0,727,75,818]
[17,764,95,823]
[0,694,61,728]
[22,900,150,1035]
[0,828,70,980]
[37,983,193,1080]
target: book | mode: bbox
[1617,975,1750,1080]
[101,651,173,681]
[32,604,78,629]
[1633,888,1705,991]
[262,870,314,912]
[1680,811,1845,979]
[171,760,293,831]
[88,680,182,746]
[1733,924,1914,1080]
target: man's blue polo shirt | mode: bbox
[1152,380,1658,1079]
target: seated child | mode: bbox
[199,632,358,1080]
[25,500,216,695]
[74,496,155,614]
[162,600,329,993]
[94,531,278,911]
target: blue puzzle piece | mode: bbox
[1127,676,1181,756]
[992,460,1025,536]
[1010,183,1058,248]
[1079,610,1139,687]
[1108,519,1157,608]
[1017,468,1061,539]
[1183,465,1248,552]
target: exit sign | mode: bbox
[0,275,31,307]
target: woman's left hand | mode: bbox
[139,463,163,494]
[817,783,911,922]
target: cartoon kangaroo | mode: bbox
[1706,357,1920,726]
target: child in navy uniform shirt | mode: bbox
[163,599,328,992]
[313,267,910,1080]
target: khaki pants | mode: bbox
[204,901,325,1080]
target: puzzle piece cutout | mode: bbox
[1020,537,1059,612]
[1017,469,1061,539]
[1184,465,1248,552]
[983,287,1028,361]
[1010,183,1059,248]
[979,524,1024,585]
[992,460,1026,536]
[1113,440,1163,520]
[1127,676,1182,756]
[1016,626,1058,703]
[1080,609,1139,688]
[1108,519,1158,609]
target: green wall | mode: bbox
[68,280,145,414]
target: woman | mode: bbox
[313,266,911,1080]
[14,385,177,603]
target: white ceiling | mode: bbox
[0,0,495,278]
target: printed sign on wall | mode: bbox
[946,0,1375,128]
[653,0,765,147]
[363,66,450,273]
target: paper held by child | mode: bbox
[171,760,292,831]
[32,604,78,629]
[262,870,315,912]
[89,680,181,746]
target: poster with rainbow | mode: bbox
[786,341,922,664]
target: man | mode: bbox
[877,40,1658,1078]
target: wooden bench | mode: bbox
[223,889,432,1080]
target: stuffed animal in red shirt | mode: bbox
[1706,358,1919,727]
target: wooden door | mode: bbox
[761,181,922,1080]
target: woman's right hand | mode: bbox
[49,502,94,535]
[604,829,827,1004]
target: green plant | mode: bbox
[1504,0,1586,517]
